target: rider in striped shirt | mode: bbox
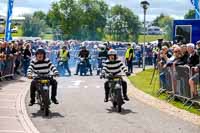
[27,48,59,106]
[102,49,130,102]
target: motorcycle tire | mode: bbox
[43,91,50,116]
[113,102,117,108]
[116,89,123,113]
[44,108,49,116]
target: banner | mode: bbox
[5,0,14,41]
[191,0,200,19]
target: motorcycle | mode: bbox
[33,74,54,116]
[101,74,127,112]
[79,57,92,76]
[96,57,107,75]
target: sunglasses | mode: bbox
[174,51,180,53]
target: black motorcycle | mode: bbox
[79,57,92,76]
[102,74,127,112]
[33,74,53,116]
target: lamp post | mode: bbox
[140,1,150,71]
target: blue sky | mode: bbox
[0,0,194,21]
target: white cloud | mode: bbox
[0,0,195,21]
[105,0,194,20]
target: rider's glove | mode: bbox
[27,75,32,79]
[107,73,113,79]
[54,73,60,77]
[126,72,131,77]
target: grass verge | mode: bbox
[128,69,200,116]
[138,35,164,43]
[0,28,23,38]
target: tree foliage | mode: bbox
[44,0,141,41]
[184,9,195,19]
[22,14,46,37]
[152,13,173,40]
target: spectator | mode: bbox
[189,66,200,98]
[180,44,189,64]
[186,43,199,67]
[23,43,32,77]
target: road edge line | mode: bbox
[16,78,40,133]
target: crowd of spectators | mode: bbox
[0,39,156,81]
[158,41,200,99]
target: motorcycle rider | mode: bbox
[74,46,92,75]
[97,44,108,75]
[102,49,130,102]
[27,48,59,106]
[57,46,71,76]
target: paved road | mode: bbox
[26,74,200,133]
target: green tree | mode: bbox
[78,0,108,40]
[184,9,195,19]
[22,15,46,37]
[152,14,173,40]
[153,13,165,26]
[46,2,64,28]
[33,11,46,20]
[110,5,141,42]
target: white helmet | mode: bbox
[108,49,117,56]
[98,44,106,49]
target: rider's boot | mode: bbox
[104,92,109,102]
[123,95,129,101]
[51,97,59,104]
[123,87,129,101]
[29,99,35,106]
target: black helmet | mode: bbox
[35,48,46,58]
[62,46,67,49]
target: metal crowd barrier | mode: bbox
[158,65,200,108]
[0,56,16,79]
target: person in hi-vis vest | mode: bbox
[125,44,134,73]
[58,46,71,76]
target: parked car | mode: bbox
[11,26,18,33]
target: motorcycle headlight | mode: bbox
[43,85,49,90]
[115,83,121,89]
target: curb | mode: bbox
[125,75,200,126]
[16,78,40,133]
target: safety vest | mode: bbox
[60,50,68,62]
[153,47,159,53]
[125,48,134,59]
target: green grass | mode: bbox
[138,35,164,43]
[0,28,23,38]
[41,34,54,40]
[129,69,200,116]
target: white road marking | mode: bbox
[84,86,88,88]
[67,80,85,89]
[0,130,24,133]
[96,86,101,89]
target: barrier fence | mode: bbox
[159,65,200,108]
[0,56,16,79]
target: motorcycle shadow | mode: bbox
[31,110,65,119]
[106,107,137,115]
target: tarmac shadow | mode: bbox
[106,107,137,115]
[31,110,65,119]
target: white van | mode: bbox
[147,26,163,35]
[0,25,4,34]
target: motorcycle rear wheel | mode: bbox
[116,89,123,112]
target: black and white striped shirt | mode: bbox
[102,59,127,76]
[27,58,58,76]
